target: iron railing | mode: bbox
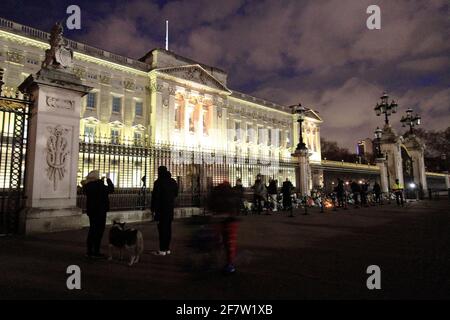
[76,135,298,212]
[0,68,31,234]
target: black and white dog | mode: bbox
[108,221,144,266]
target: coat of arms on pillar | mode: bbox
[46,125,70,191]
[42,22,74,69]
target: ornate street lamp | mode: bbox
[374,126,383,159]
[374,92,398,125]
[400,108,421,134]
[289,103,307,151]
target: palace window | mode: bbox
[268,128,272,146]
[112,97,122,113]
[86,92,96,109]
[134,131,142,146]
[111,128,120,144]
[287,130,292,148]
[257,127,264,144]
[135,101,143,117]
[202,107,209,136]
[247,125,252,143]
[84,125,95,142]
[188,107,195,133]
[235,121,241,141]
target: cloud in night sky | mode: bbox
[0,0,448,149]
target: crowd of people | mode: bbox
[80,169,406,274]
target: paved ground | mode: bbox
[0,199,449,300]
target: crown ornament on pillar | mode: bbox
[42,22,74,70]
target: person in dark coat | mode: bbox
[360,181,369,207]
[336,179,345,208]
[151,166,178,256]
[373,181,381,204]
[350,180,361,208]
[281,178,294,211]
[267,179,278,213]
[81,170,114,259]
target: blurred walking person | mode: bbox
[81,170,114,259]
[151,166,178,256]
[208,180,240,274]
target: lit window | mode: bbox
[84,126,95,142]
[86,92,96,109]
[135,101,143,117]
[134,132,142,146]
[203,107,209,136]
[111,128,120,144]
[247,125,252,143]
[112,97,121,113]
[235,122,241,141]
[188,108,195,133]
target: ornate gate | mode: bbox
[0,69,31,235]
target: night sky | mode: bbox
[1,0,448,150]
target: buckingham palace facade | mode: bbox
[0,17,323,190]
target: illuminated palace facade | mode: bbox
[0,18,323,188]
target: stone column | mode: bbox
[404,135,427,195]
[18,68,91,234]
[380,125,404,188]
[293,148,310,196]
[376,157,389,193]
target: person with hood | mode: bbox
[151,166,179,256]
[81,170,114,259]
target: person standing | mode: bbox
[232,178,245,215]
[151,166,178,256]
[81,170,114,259]
[392,179,404,207]
[252,175,266,214]
[373,181,381,204]
[267,178,278,213]
[350,180,361,208]
[281,178,294,211]
[361,181,369,207]
[336,179,345,208]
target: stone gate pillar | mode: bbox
[18,23,92,234]
[379,125,404,189]
[376,157,389,193]
[404,134,427,196]
[293,147,311,196]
